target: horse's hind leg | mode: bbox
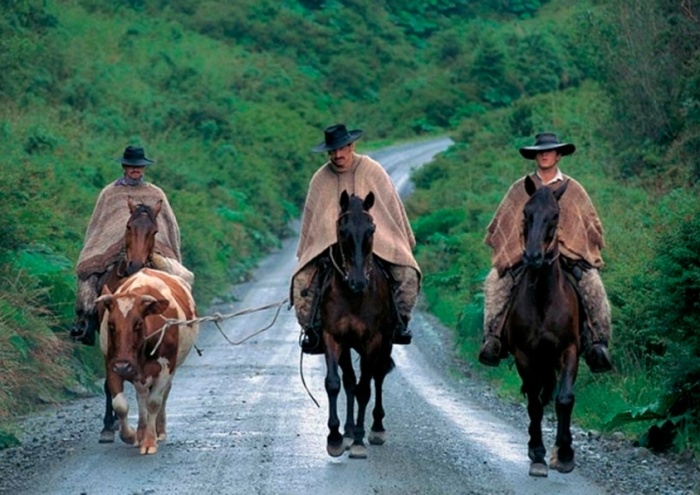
[340,350,356,449]
[551,346,577,474]
[99,379,118,443]
[368,357,390,446]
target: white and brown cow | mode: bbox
[96,268,199,455]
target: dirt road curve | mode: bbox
[1,138,698,495]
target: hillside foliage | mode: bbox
[1,0,699,453]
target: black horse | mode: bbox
[504,176,581,477]
[320,190,396,459]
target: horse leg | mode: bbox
[325,344,344,457]
[551,345,578,473]
[368,354,391,446]
[525,385,548,477]
[339,350,356,450]
[348,355,374,459]
[99,379,119,443]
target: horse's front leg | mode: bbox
[516,355,548,477]
[99,378,119,443]
[368,351,391,446]
[551,344,578,473]
[325,339,344,457]
[339,349,356,450]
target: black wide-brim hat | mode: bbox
[519,133,576,160]
[312,124,363,153]
[116,145,155,167]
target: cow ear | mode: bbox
[95,294,113,312]
[140,295,170,316]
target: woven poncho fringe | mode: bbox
[76,182,181,279]
[485,174,604,276]
[293,153,420,278]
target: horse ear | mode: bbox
[127,196,136,213]
[553,180,569,201]
[153,199,163,217]
[363,191,375,211]
[340,190,350,211]
[524,175,537,197]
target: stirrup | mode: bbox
[393,323,412,345]
[585,343,612,373]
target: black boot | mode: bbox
[478,336,503,367]
[393,316,412,345]
[584,342,613,373]
[300,327,324,355]
[70,313,97,346]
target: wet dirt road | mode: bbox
[19,138,607,495]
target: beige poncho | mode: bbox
[485,173,604,276]
[76,182,181,279]
[293,153,420,277]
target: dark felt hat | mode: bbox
[519,133,576,160]
[116,146,155,167]
[312,124,363,153]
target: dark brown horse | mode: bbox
[320,190,396,459]
[98,198,162,443]
[504,176,580,477]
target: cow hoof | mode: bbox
[529,462,548,477]
[368,430,386,445]
[140,443,158,455]
[99,430,115,444]
[348,444,367,459]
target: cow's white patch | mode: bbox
[112,392,128,416]
[116,297,135,316]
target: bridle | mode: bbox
[329,209,374,282]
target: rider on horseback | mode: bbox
[479,133,613,373]
[291,124,421,354]
[70,146,193,346]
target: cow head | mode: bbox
[96,286,170,379]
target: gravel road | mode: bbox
[0,138,698,495]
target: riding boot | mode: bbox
[393,314,413,345]
[70,311,98,346]
[577,268,613,373]
[300,326,324,355]
[479,268,514,367]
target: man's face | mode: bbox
[328,143,354,169]
[123,165,144,180]
[535,150,561,170]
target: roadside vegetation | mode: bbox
[1,0,698,455]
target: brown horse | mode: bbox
[504,176,580,477]
[98,198,162,443]
[320,190,396,459]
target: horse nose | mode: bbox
[112,361,136,378]
[523,251,544,268]
[348,278,367,294]
[126,261,144,276]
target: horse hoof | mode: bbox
[368,431,386,445]
[348,444,367,459]
[327,443,345,458]
[98,430,115,444]
[551,458,575,473]
[529,462,548,477]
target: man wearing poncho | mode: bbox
[291,124,421,354]
[71,146,193,345]
[479,133,612,373]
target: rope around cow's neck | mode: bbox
[146,297,289,356]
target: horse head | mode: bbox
[522,176,568,269]
[336,190,376,293]
[124,197,162,276]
